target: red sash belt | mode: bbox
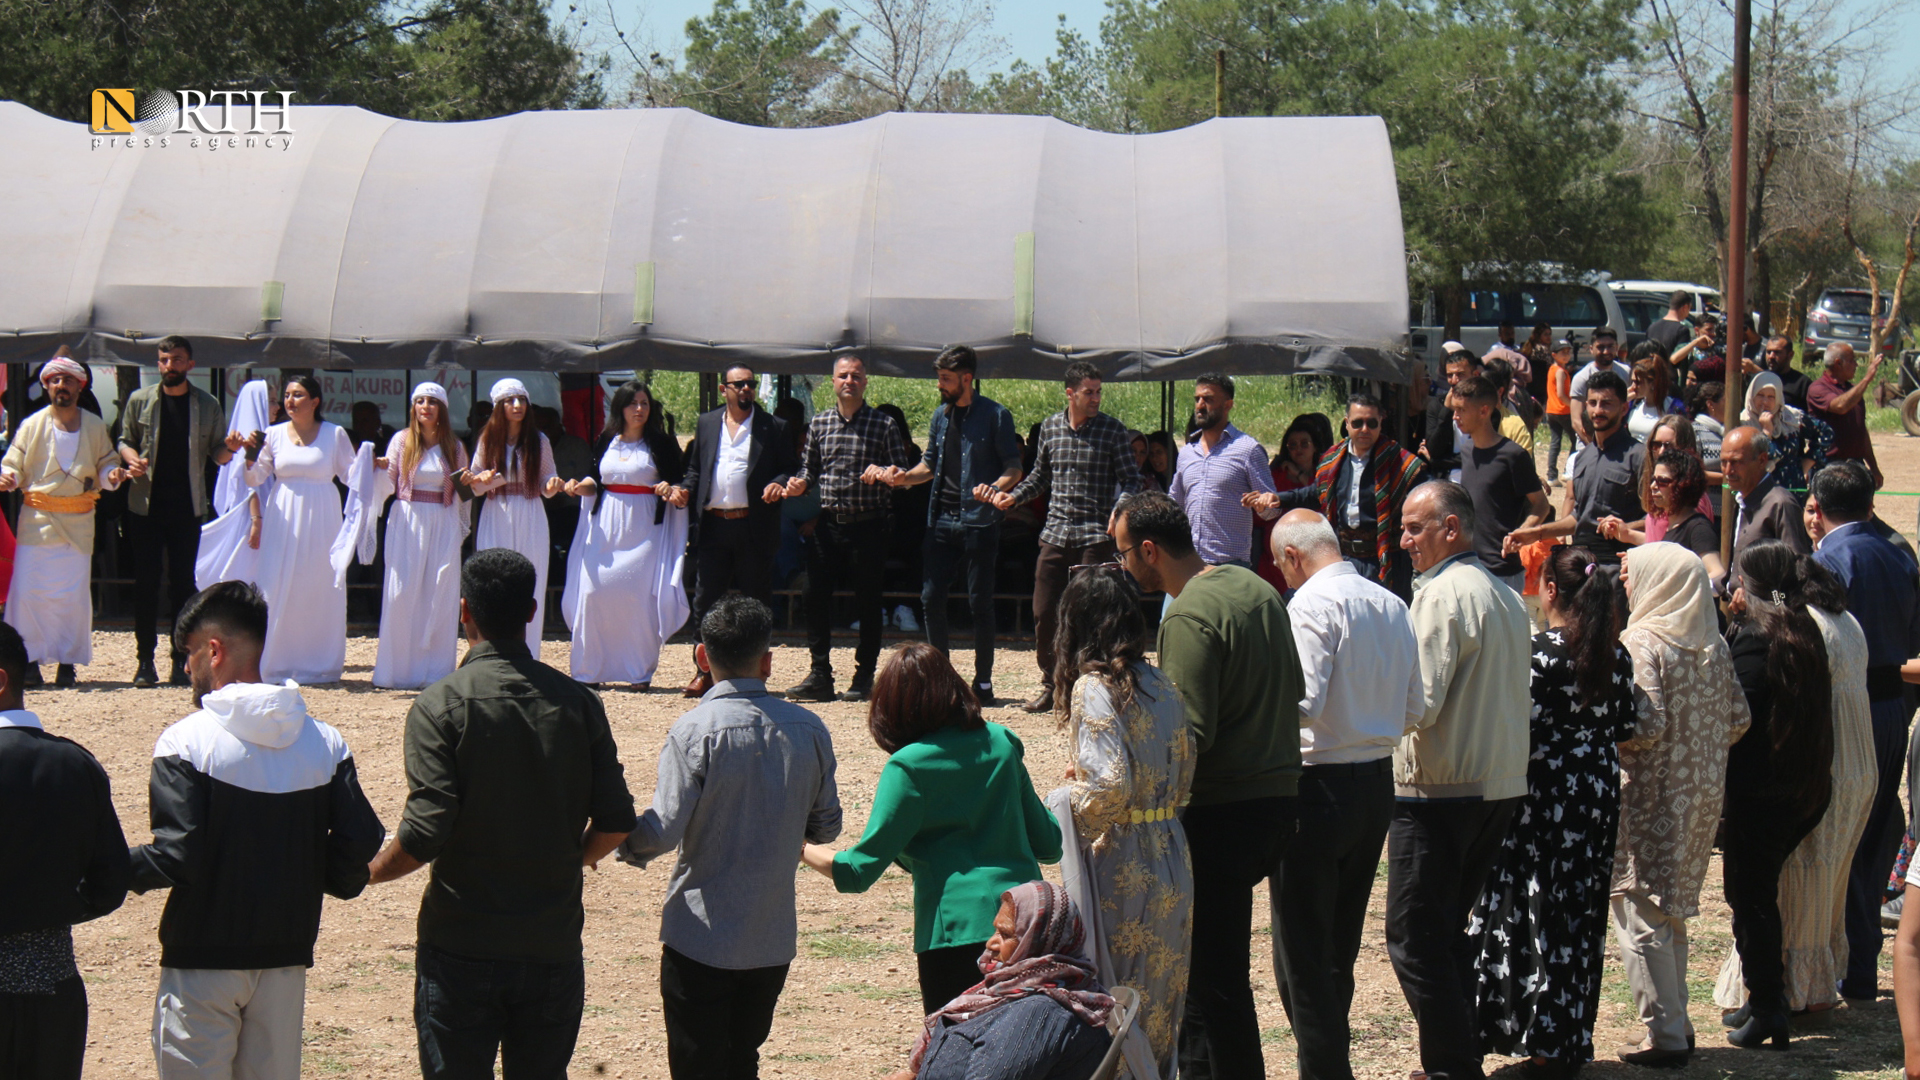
[603,483,655,496]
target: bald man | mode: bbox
[1808,341,1883,489]
[1269,509,1424,1080]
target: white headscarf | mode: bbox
[1623,541,1718,653]
[412,381,448,407]
[212,380,274,516]
[488,378,529,405]
[1740,371,1803,436]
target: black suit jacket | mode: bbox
[682,405,799,554]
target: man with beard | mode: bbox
[1167,374,1279,569]
[129,581,383,1080]
[117,336,237,687]
[0,358,131,687]
[878,346,1022,704]
[1505,370,1644,567]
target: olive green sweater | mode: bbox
[1157,564,1304,806]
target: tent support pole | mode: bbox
[699,372,719,415]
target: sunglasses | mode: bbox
[1347,417,1380,430]
[722,379,754,391]
[1650,476,1675,487]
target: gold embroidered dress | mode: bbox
[1056,663,1195,1079]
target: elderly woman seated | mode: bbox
[887,881,1115,1080]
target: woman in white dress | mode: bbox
[243,375,357,683]
[371,382,472,690]
[467,378,564,655]
[562,381,690,689]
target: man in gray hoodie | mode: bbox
[129,581,384,1080]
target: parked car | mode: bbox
[1805,288,1907,357]
[1607,280,1721,348]
[1408,279,1625,379]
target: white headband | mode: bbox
[411,382,448,407]
[489,378,529,405]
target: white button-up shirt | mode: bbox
[1288,560,1425,764]
[707,416,753,510]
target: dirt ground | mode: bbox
[49,427,1920,1080]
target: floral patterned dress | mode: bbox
[1472,630,1638,1065]
[1062,664,1195,1078]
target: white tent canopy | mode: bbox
[0,102,1411,381]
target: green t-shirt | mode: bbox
[832,722,1061,951]
[1157,564,1304,806]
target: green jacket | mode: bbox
[833,722,1061,952]
[1157,564,1304,806]
[117,383,225,516]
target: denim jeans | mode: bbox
[414,945,585,1080]
[921,514,999,686]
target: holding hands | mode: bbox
[654,482,692,508]
[1241,491,1281,513]
[543,476,567,498]
[0,471,17,493]
[975,484,1015,511]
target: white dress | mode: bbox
[472,434,557,655]
[6,427,96,666]
[372,437,468,690]
[562,438,690,685]
[248,422,356,683]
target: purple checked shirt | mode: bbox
[1168,424,1279,566]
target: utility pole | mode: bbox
[1719,0,1750,562]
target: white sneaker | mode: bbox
[894,605,920,632]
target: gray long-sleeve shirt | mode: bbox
[619,679,841,970]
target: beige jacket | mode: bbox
[3,408,121,553]
[1396,551,1531,800]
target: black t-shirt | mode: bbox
[937,404,968,513]
[1663,511,1720,561]
[1777,368,1812,412]
[151,390,193,505]
[1460,436,1541,576]
[1570,427,1646,563]
[1647,317,1691,357]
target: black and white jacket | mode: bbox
[130,681,384,970]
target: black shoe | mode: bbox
[786,671,836,702]
[974,681,996,706]
[1727,1007,1790,1050]
[1021,687,1054,714]
[1617,1044,1689,1068]
[840,671,875,702]
[133,658,159,688]
[168,657,189,686]
[22,665,43,689]
[54,665,77,689]
[1721,1004,1750,1029]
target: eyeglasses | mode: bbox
[722,379,754,391]
[1347,417,1380,430]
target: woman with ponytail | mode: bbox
[1473,546,1638,1079]
[1713,540,1840,1050]
[1715,545,1871,1029]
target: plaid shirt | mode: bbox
[797,403,912,513]
[1006,410,1142,548]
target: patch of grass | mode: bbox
[582,1004,614,1018]
[805,931,891,961]
[305,1052,352,1074]
[1868,404,1905,433]
[767,1051,832,1063]
[1260,1026,1294,1046]
[303,1024,354,1044]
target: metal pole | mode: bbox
[1214,50,1226,118]
[1719,0,1750,564]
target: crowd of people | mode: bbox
[8,315,1920,1080]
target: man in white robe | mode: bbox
[0,358,128,686]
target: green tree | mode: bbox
[632,0,844,126]
[0,0,602,124]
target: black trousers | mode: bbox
[659,945,789,1080]
[414,944,584,1080]
[915,942,988,1017]
[0,975,87,1080]
[1180,795,1299,1080]
[803,514,888,677]
[1272,762,1395,1080]
[1723,793,1827,1013]
[1386,797,1520,1080]
[1843,703,1912,997]
[692,516,776,639]
[921,514,999,686]
[1032,540,1116,683]
[126,503,203,663]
